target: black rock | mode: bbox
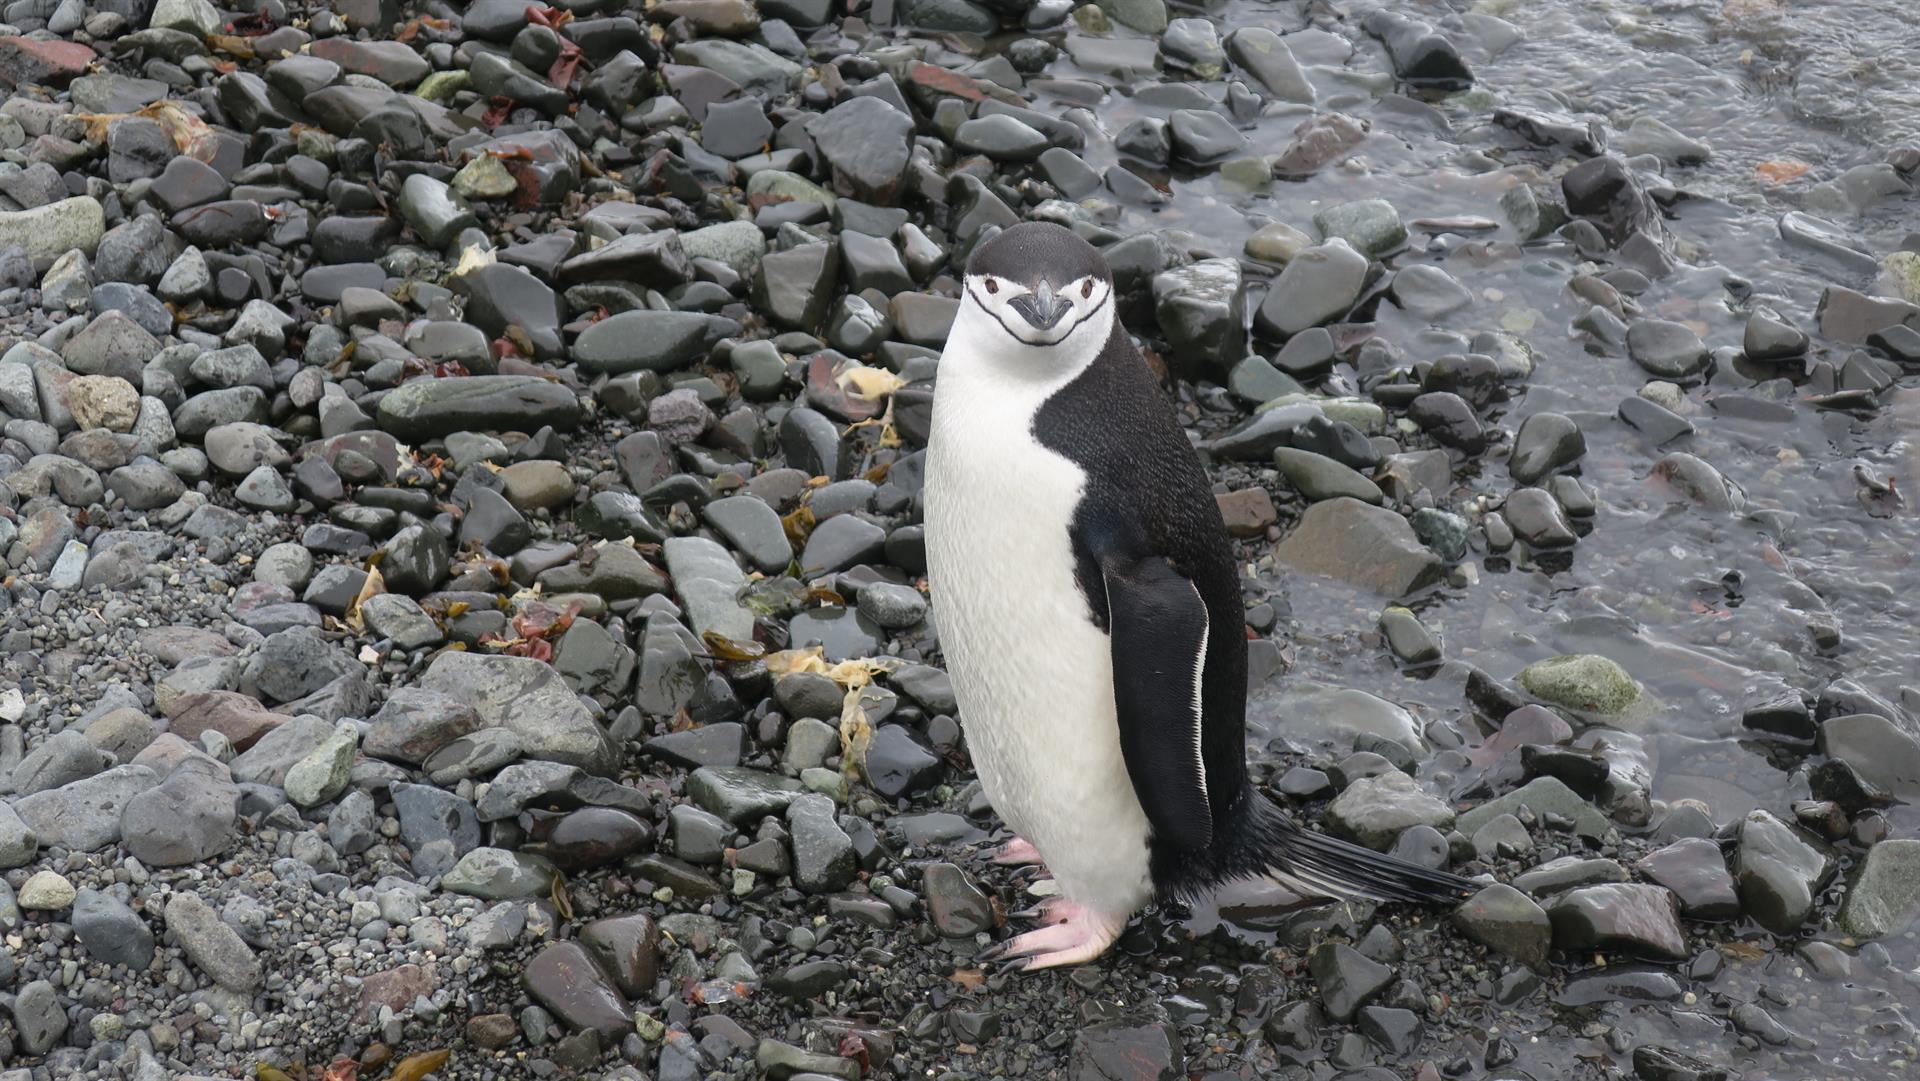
[1632,1045,1729,1081]
[1307,942,1393,1022]
[1556,970,1684,1006]
[806,96,914,203]
[1407,391,1484,448]
[701,98,772,158]
[754,241,838,330]
[1494,107,1606,157]
[379,524,451,595]
[73,888,155,970]
[1626,319,1710,379]
[1503,489,1576,548]
[312,215,398,265]
[523,941,633,1042]
[377,376,581,440]
[95,214,172,286]
[1364,10,1473,90]
[862,724,942,798]
[954,114,1052,162]
[1508,412,1585,484]
[643,723,747,769]
[1561,156,1657,243]
[1168,108,1247,165]
[171,200,271,247]
[1743,305,1809,361]
[1421,352,1505,408]
[1115,117,1171,165]
[769,959,850,999]
[1741,688,1813,740]
[107,117,174,183]
[1356,1006,1423,1057]
[1636,838,1740,919]
[1069,1021,1183,1081]
[1548,883,1687,960]
[1617,395,1693,444]
[1869,323,1920,364]
[455,263,564,360]
[458,486,532,555]
[572,310,737,375]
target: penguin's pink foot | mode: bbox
[1007,894,1072,924]
[991,836,1044,866]
[977,900,1127,971]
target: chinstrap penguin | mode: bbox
[925,222,1476,970]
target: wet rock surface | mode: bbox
[0,0,1913,1078]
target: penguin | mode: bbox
[924,222,1476,970]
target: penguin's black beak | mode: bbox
[1008,280,1073,331]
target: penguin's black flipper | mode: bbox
[1104,556,1215,852]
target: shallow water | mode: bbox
[1004,0,1920,1075]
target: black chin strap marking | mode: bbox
[965,282,1111,347]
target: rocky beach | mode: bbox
[0,0,1918,1078]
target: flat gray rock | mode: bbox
[421,651,618,775]
[11,764,159,851]
[164,890,262,991]
[663,536,753,642]
[1275,497,1444,597]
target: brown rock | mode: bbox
[1215,487,1277,537]
[1274,497,1444,597]
[360,963,435,1024]
[136,625,238,666]
[523,941,632,1042]
[1272,113,1369,179]
[465,1012,518,1049]
[0,37,95,88]
[578,913,660,998]
[164,691,286,750]
[131,733,230,781]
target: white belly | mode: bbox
[924,336,1153,913]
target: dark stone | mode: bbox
[1068,1020,1183,1081]
[862,724,942,798]
[579,913,660,998]
[1547,883,1687,960]
[1307,942,1393,1022]
[524,807,654,872]
[455,263,564,360]
[1636,838,1740,919]
[1364,10,1473,90]
[377,376,581,440]
[1632,1045,1729,1081]
[523,941,632,1042]
[1617,395,1693,444]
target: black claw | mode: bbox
[976,940,1011,963]
[1008,906,1047,920]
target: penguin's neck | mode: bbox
[934,299,1114,424]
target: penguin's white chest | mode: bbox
[924,353,1154,912]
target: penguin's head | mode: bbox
[961,222,1114,350]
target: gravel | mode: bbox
[0,1,1910,1079]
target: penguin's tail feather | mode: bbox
[1239,794,1479,906]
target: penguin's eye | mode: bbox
[984,278,998,294]
[1080,279,1093,299]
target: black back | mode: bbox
[1032,321,1250,837]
